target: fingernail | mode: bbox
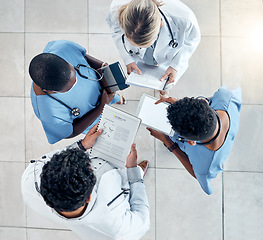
[98,129,102,133]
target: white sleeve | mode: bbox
[106,3,136,66]
[115,167,150,240]
[170,17,201,73]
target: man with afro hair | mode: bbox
[21,124,150,240]
[147,86,241,194]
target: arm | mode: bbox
[170,19,201,74]
[85,54,107,70]
[116,144,150,239]
[66,90,114,138]
[147,128,196,178]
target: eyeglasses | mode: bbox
[176,110,221,145]
[121,34,140,56]
[74,64,103,81]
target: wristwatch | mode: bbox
[163,142,179,152]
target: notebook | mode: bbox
[126,62,169,90]
[98,62,130,93]
[90,104,141,168]
[136,93,174,136]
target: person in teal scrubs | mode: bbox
[30,40,121,144]
[147,86,242,194]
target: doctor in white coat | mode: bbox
[107,0,201,97]
[21,124,150,240]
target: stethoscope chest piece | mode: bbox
[71,108,80,116]
[169,39,178,48]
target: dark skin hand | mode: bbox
[66,90,115,138]
[147,127,196,178]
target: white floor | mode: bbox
[0,0,263,239]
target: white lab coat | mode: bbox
[21,143,150,240]
[106,0,201,84]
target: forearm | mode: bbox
[66,104,104,138]
[124,167,150,232]
[85,54,105,69]
[163,137,196,178]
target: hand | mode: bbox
[155,97,178,105]
[146,127,168,143]
[160,66,177,84]
[126,62,142,75]
[126,143,138,168]
[101,62,108,67]
[81,123,103,149]
[100,89,115,105]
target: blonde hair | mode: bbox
[119,0,163,46]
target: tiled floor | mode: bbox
[0,0,263,239]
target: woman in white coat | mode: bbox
[107,0,201,97]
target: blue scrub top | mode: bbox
[31,40,120,144]
[171,86,242,195]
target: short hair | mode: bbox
[29,53,71,91]
[118,0,162,46]
[167,97,217,141]
[40,148,96,212]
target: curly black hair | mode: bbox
[167,97,217,141]
[40,148,96,212]
[29,53,71,91]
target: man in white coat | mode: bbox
[107,0,201,97]
[21,124,150,240]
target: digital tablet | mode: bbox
[136,93,174,136]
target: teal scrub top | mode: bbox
[31,40,120,144]
[171,86,242,194]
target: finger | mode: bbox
[167,77,175,84]
[154,98,171,104]
[86,123,99,136]
[95,128,103,136]
[160,72,169,82]
[90,123,99,132]
[127,66,132,75]
[134,66,142,75]
[130,143,137,156]
[146,127,155,134]
[155,98,168,104]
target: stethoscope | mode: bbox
[121,8,178,56]
[42,64,104,117]
[159,8,178,48]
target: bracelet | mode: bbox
[77,140,86,151]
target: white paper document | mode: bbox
[136,93,174,136]
[90,105,141,168]
[126,62,168,90]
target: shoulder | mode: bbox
[43,40,86,56]
[211,86,242,112]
